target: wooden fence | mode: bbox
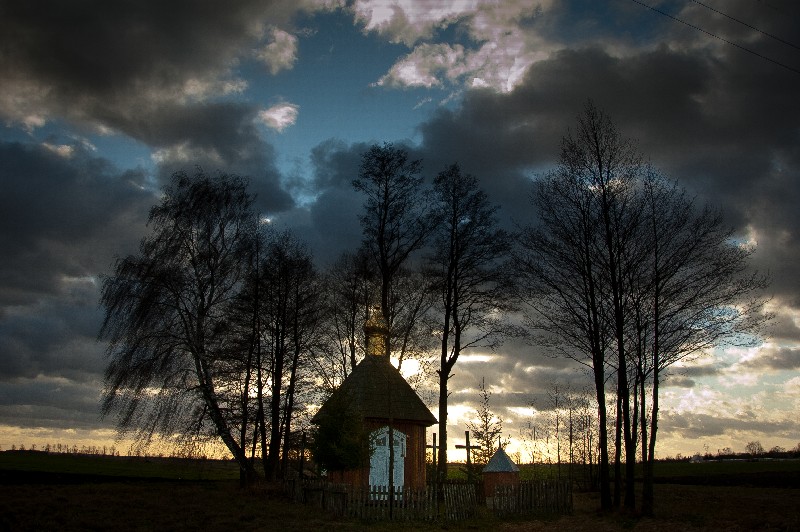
[284,478,570,521]
[491,480,573,517]
[284,480,478,522]
[442,481,477,520]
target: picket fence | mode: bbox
[284,478,571,521]
[491,480,573,517]
[284,479,478,521]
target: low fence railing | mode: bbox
[284,479,476,521]
[284,478,571,521]
[491,479,573,517]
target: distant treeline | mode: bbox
[663,441,800,462]
[1,443,211,459]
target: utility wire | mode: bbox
[691,0,800,51]
[629,0,800,75]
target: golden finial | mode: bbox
[364,305,388,357]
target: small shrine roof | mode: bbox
[482,447,520,473]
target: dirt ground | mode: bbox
[500,484,800,532]
[0,474,797,531]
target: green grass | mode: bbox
[2,452,799,531]
[511,458,800,482]
[0,451,239,480]
[650,458,800,478]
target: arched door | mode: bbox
[369,426,405,491]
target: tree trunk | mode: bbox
[593,358,611,510]
[437,364,451,487]
[613,392,622,508]
[194,353,256,481]
[642,368,658,516]
[280,341,301,478]
[266,334,285,480]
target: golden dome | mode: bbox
[364,306,388,357]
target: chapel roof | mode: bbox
[312,354,437,426]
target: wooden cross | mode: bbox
[454,430,481,469]
[425,432,437,468]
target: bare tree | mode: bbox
[518,101,768,513]
[745,440,765,456]
[428,163,516,484]
[258,230,321,481]
[317,249,376,390]
[516,147,615,509]
[632,174,769,515]
[100,170,258,481]
[352,143,433,354]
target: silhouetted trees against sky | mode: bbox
[515,101,768,513]
[99,103,767,511]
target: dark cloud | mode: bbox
[143,102,294,213]
[1,0,297,216]
[660,411,799,442]
[0,142,152,305]
[0,377,105,430]
[0,282,106,382]
[743,346,800,371]
[414,37,800,308]
[768,306,800,343]
[0,0,282,125]
[0,141,154,430]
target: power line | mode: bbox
[629,0,800,75]
[691,0,800,51]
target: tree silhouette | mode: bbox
[517,101,768,514]
[428,163,515,485]
[100,170,258,480]
[353,143,433,358]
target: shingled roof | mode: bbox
[312,354,437,426]
[482,447,520,473]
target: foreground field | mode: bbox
[0,453,798,531]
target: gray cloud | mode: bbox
[0,142,152,305]
[143,102,294,213]
[0,0,283,125]
[412,37,800,308]
[743,346,800,371]
[0,377,106,430]
[0,0,298,216]
[660,411,799,442]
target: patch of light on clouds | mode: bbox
[255,28,299,75]
[663,385,728,416]
[458,353,496,363]
[23,114,46,132]
[41,142,74,158]
[152,143,224,166]
[181,77,248,102]
[446,404,474,427]
[506,406,535,418]
[356,0,555,94]
[257,102,300,132]
[785,376,800,395]
[352,0,481,46]
[376,43,466,88]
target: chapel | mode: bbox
[311,308,437,489]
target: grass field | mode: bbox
[1,451,798,531]
[0,451,238,481]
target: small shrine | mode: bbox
[311,308,437,489]
[482,447,520,503]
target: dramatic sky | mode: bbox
[1,0,798,459]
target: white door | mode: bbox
[369,426,405,492]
